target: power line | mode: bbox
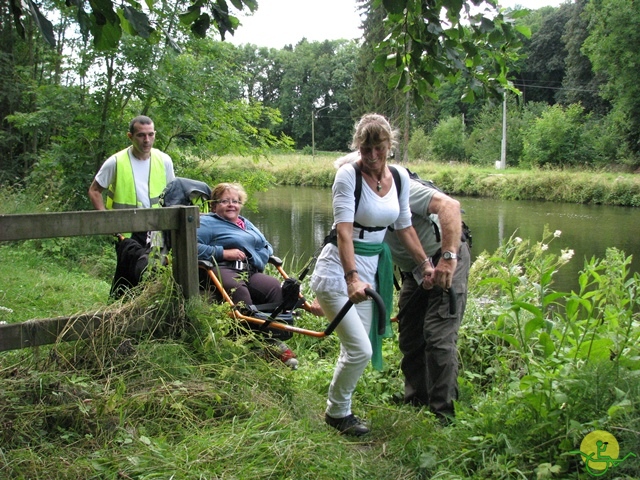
[512,82,599,93]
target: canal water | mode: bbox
[250,186,640,293]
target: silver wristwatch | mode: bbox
[442,251,458,260]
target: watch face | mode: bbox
[443,251,457,260]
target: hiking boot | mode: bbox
[325,413,370,436]
[435,413,455,427]
[264,339,298,369]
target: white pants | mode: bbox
[317,289,373,418]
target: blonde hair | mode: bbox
[211,182,248,205]
[350,113,398,151]
[333,114,398,169]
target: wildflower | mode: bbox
[541,244,549,251]
[554,230,562,238]
[514,237,523,244]
[560,249,574,262]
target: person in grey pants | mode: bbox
[385,171,471,425]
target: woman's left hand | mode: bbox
[420,260,435,290]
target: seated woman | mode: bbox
[196,182,283,310]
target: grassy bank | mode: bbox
[1,234,639,478]
[209,153,640,206]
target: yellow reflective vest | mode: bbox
[106,148,167,210]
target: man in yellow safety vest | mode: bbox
[88,115,175,247]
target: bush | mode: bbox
[407,128,430,161]
[429,116,467,162]
[465,102,503,166]
[522,104,586,168]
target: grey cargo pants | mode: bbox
[397,241,470,420]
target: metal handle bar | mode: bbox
[323,287,386,336]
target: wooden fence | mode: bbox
[0,206,200,352]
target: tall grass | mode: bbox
[2,232,639,478]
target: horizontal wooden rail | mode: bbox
[0,312,161,352]
[0,206,201,352]
[0,207,197,241]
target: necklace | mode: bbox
[361,163,384,192]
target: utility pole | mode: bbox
[311,108,315,158]
[312,104,331,159]
[498,91,507,169]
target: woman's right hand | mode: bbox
[347,279,372,304]
[223,248,246,262]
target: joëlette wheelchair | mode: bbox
[160,177,386,343]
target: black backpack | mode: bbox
[159,177,212,211]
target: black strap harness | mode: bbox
[351,162,402,239]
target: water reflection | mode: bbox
[250,186,640,293]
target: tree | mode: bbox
[559,0,609,115]
[511,4,572,105]
[10,0,257,50]
[1,2,292,208]
[583,0,640,158]
[521,103,587,168]
[375,0,530,108]
[352,0,416,161]
[274,39,358,151]
[352,0,405,120]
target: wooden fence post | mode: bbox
[171,206,200,300]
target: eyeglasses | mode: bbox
[216,199,243,206]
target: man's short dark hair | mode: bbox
[129,115,154,134]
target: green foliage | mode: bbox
[464,228,639,426]
[273,40,359,151]
[465,99,549,167]
[14,0,256,50]
[376,0,529,108]
[512,3,572,105]
[514,102,625,169]
[522,104,586,168]
[583,0,640,156]
[407,127,431,161]
[459,229,640,477]
[464,101,504,166]
[429,116,467,162]
[154,39,294,162]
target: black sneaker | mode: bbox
[325,413,370,436]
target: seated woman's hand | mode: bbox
[307,298,325,317]
[223,248,246,262]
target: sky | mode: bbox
[227,0,567,50]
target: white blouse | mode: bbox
[311,162,412,294]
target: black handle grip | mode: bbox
[449,287,457,315]
[323,287,386,336]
